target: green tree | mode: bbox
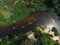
[51,27,59,36]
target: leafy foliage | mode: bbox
[0,0,60,26]
[51,27,59,36]
[0,0,60,45]
[0,27,59,45]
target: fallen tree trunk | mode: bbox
[0,11,55,38]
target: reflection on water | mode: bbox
[36,11,60,35]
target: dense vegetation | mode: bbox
[0,0,60,45]
[0,26,59,45]
[0,0,60,26]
